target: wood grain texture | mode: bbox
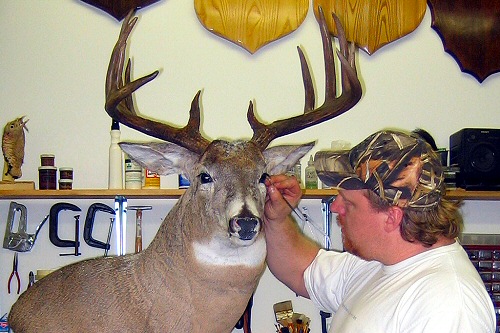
[313,0,427,54]
[428,0,500,82]
[195,0,309,53]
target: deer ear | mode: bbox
[119,142,200,176]
[263,141,315,175]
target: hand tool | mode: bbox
[235,293,253,333]
[3,201,48,252]
[58,215,81,256]
[49,202,81,249]
[49,202,82,256]
[321,197,335,253]
[28,271,35,289]
[265,174,330,244]
[114,196,127,256]
[320,196,335,333]
[84,203,115,250]
[8,252,20,294]
[104,217,115,257]
[128,205,152,253]
[0,313,8,331]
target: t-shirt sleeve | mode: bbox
[304,249,373,313]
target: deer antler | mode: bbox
[105,11,211,154]
[248,7,362,150]
[105,7,361,154]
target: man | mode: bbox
[264,130,496,332]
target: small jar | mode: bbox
[59,167,73,180]
[40,154,55,166]
[38,166,57,190]
[125,170,142,189]
[58,179,73,190]
[125,157,142,189]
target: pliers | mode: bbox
[8,252,20,294]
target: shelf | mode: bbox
[0,189,186,199]
[1,188,500,200]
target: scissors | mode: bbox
[8,252,20,294]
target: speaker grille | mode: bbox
[450,128,500,190]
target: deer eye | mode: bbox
[259,173,270,184]
[199,172,213,184]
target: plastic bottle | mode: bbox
[285,164,302,188]
[305,155,318,189]
[108,121,123,189]
[294,162,302,187]
[125,155,142,189]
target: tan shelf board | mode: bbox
[1,188,500,200]
[444,189,500,201]
[0,189,186,199]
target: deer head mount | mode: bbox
[8,7,362,333]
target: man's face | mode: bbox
[330,190,387,261]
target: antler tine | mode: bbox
[249,7,362,150]
[105,10,210,154]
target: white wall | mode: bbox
[1,0,499,331]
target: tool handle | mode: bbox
[8,272,20,294]
[135,235,142,253]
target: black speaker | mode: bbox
[450,128,500,190]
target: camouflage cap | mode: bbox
[314,130,445,209]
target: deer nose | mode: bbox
[229,217,261,241]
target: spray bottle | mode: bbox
[108,120,123,189]
[305,155,318,189]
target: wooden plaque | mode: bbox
[428,0,500,82]
[195,0,309,54]
[313,0,427,55]
[80,0,162,21]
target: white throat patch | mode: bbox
[193,237,266,267]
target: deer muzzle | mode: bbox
[229,217,261,241]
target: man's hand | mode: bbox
[264,174,302,223]
[263,174,317,298]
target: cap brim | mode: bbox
[314,150,367,190]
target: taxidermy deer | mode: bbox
[9,7,361,333]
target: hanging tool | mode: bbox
[235,294,253,333]
[0,313,8,331]
[320,196,335,333]
[8,252,20,294]
[84,203,115,250]
[104,217,115,257]
[49,203,81,256]
[28,271,35,289]
[128,205,152,253]
[3,201,48,252]
[114,196,127,256]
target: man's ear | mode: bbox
[384,206,404,233]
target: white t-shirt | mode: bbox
[304,241,496,332]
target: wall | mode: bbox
[1,0,499,331]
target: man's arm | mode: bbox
[264,174,321,297]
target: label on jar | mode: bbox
[38,166,57,190]
[125,170,142,189]
[144,169,160,188]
